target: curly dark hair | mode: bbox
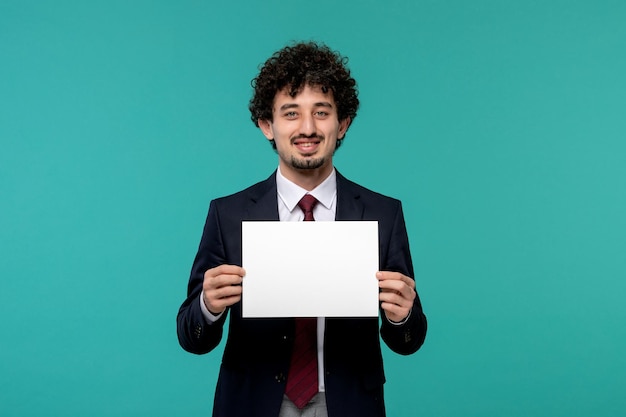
[249,42,359,148]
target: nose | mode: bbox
[299,113,317,137]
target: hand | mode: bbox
[202,264,245,315]
[377,271,416,323]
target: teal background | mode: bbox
[1,1,625,416]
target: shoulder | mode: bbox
[211,171,276,206]
[337,171,402,207]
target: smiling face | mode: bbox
[258,84,351,189]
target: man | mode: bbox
[177,42,427,417]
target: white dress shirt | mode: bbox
[275,167,337,392]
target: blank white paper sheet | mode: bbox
[242,221,379,318]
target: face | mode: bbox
[258,84,350,186]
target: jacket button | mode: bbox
[275,372,285,383]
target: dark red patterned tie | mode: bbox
[285,194,319,408]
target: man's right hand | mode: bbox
[202,264,245,315]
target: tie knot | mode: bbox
[297,194,318,221]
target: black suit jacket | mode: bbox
[177,171,427,417]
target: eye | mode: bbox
[284,111,298,119]
[315,111,329,118]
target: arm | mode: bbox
[176,201,242,354]
[378,202,427,355]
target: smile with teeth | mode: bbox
[293,137,322,152]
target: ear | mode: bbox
[338,117,351,140]
[258,119,274,140]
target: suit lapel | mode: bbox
[244,172,280,221]
[335,171,364,221]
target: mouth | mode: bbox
[292,136,322,154]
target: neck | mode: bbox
[278,163,334,191]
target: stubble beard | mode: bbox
[289,155,326,170]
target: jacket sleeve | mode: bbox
[379,202,427,355]
[176,200,229,354]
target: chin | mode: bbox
[290,156,326,170]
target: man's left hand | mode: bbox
[377,271,416,323]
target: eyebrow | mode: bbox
[278,102,334,111]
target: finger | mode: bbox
[376,271,415,288]
[379,283,416,305]
[378,278,414,295]
[207,294,241,313]
[208,264,246,278]
[209,284,243,299]
[376,271,415,284]
[204,269,244,290]
[379,291,413,308]
[380,302,410,322]
[376,271,405,279]
[204,285,243,313]
[210,273,244,287]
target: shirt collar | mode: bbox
[276,167,337,212]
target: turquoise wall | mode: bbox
[1,1,625,416]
